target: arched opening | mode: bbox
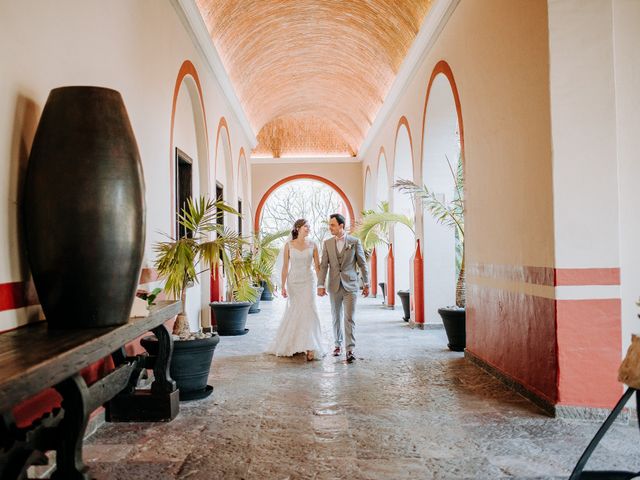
[215,118,235,232]
[170,62,211,332]
[392,119,414,306]
[364,166,374,211]
[255,175,354,244]
[421,69,463,324]
[375,149,389,300]
[236,148,250,237]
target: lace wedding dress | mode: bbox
[267,243,325,357]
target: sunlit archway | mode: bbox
[375,149,389,300]
[255,175,354,249]
[392,118,414,306]
[421,65,463,324]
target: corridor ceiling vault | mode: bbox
[195,0,433,158]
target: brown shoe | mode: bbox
[332,346,341,357]
[346,351,356,363]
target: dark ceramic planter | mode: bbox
[249,286,264,314]
[397,290,410,321]
[24,86,144,328]
[378,282,386,303]
[260,280,274,301]
[141,334,220,401]
[211,302,252,336]
[438,307,466,352]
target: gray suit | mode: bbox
[318,235,369,349]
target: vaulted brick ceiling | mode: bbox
[195,0,432,157]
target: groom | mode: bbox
[318,213,369,363]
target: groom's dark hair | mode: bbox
[330,213,346,227]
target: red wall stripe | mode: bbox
[468,263,620,287]
[555,268,620,286]
[0,280,39,313]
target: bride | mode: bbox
[267,218,325,361]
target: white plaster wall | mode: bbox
[613,0,640,355]
[0,0,254,330]
[548,0,620,269]
[251,161,363,227]
[361,0,554,274]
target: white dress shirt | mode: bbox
[336,233,346,253]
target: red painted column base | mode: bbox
[371,247,378,297]
[387,244,395,307]
[413,240,424,324]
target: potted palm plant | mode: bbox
[244,230,289,313]
[141,196,240,400]
[394,155,465,351]
[352,201,414,319]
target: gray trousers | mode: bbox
[330,284,357,349]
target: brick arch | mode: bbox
[254,174,356,233]
[420,60,465,169]
[169,60,209,233]
[363,165,372,208]
[215,116,232,186]
[392,115,415,175]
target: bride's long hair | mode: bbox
[291,218,308,240]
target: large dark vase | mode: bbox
[211,302,251,335]
[141,334,220,401]
[397,290,410,322]
[249,286,264,314]
[438,307,466,352]
[24,86,145,328]
[260,280,274,301]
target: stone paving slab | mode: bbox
[85,296,640,479]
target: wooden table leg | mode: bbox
[51,375,91,480]
[150,324,176,394]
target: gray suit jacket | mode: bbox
[318,235,369,293]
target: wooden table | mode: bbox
[0,300,181,479]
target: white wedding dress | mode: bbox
[267,242,325,357]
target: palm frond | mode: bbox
[393,179,464,237]
[258,229,290,248]
[352,211,414,252]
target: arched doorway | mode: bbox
[169,60,211,331]
[364,166,374,211]
[421,63,463,324]
[376,148,389,301]
[236,148,250,237]
[215,118,236,231]
[392,118,414,307]
[254,175,355,245]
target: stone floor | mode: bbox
[84,296,640,479]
